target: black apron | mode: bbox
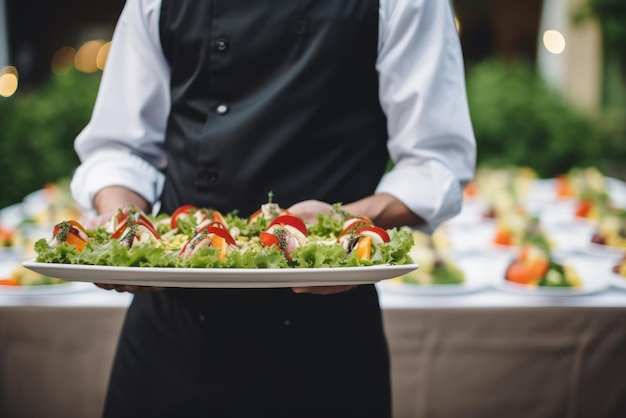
[103,1,391,417]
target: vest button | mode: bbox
[207,170,219,183]
[215,38,228,51]
[216,103,229,115]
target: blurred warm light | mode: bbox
[0,66,18,98]
[455,16,461,33]
[51,46,76,75]
[96,41,111,70]
[75,40,105,73]
[543,29,566,54]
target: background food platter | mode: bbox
[0,281,93,296]
[491,255,613,296]
[376,254,503,295]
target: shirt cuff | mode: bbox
[375,159,463,233]
[70,150,165,213]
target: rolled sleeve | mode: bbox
[378,0,476,231]
[70,150,165,212]
[70,0,169,213]
[376,158,462,232]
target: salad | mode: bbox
[34,201,415,270]
[393,230,464,286]
[504,242,581,288]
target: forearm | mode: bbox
[342,193,424,230]
[93,186,151,215]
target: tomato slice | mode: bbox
[354,226,390,243]
[555,175,575,197]
[248,208,263,224]
[170,205,199,228]
[505,260,534,284]
[248,203,286,224]
[493,226,513,246]
[268,214,308,237]
[337,218,372,241]
[259,231,280,247]
[209,210,228,228]
[180,225,236,258]
[203,225,236,246]
[112,217,160,240]
[575,199,592,218]
[136,217,160,239]
[505,255,549,285]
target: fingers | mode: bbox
[81,211,117,229]
[286,200,333,224]
[291,285,357,295]
[94,283,165,293]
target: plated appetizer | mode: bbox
[394,230,464,285]
[591,208,626,249]
[0,263,66,286]
[504,243,581,288]
[33,201,415,269]
[612,254,626,278]
[492,213,551,249]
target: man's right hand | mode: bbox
[88,187,165,293]
[95,283,165,293]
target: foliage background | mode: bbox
[466,59,626,178]
[0,71,99,209]
[1,58,625,210]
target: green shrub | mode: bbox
[1,60,624,211]
[0,70,100,209]
[465,59,622,178]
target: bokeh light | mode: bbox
[543,29,566,54]
[75,39,105,73]
[0,66,19,97]
[96,41,111,70]
[51,46,76,75]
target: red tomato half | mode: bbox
[337,218,372,241]
[268,214,308,237]
[354,226,390,243]
[112,217,161,240]
[200,225,236,246]
[170,205,199,228]
[259,231,280,247]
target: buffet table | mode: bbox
[1,286,626,418]
[2,174,626,417]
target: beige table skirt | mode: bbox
[1,306,625,418]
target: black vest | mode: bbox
[158,0,388,216]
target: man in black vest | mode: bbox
[71,0,475,416]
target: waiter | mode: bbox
[71,0,476,416]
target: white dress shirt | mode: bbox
[71,0,476,231]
